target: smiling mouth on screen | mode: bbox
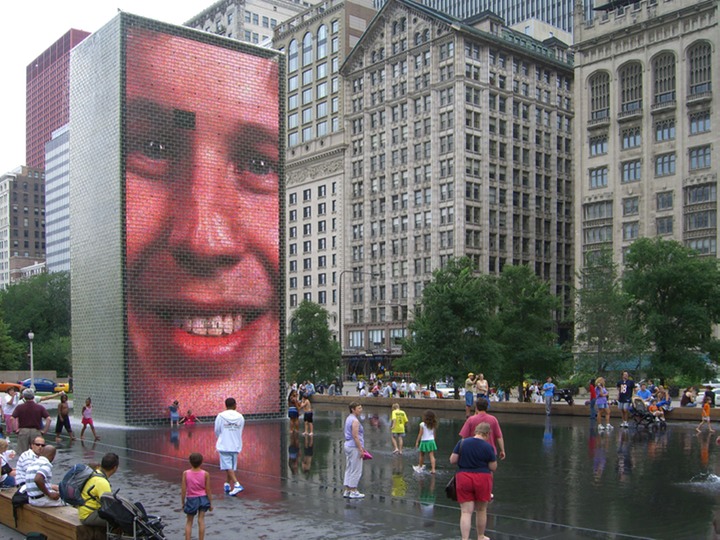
[166,309,263,336]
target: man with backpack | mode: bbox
[78,453,120,528]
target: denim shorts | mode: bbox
[184,495,210,515]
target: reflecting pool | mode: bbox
[20,403,720,539]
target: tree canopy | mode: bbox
[286,300,341,383]
[622,237,720,380]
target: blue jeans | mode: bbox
[589,398,596,419]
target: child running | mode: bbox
[181,452,213,540]
[80,397,100,440]
[390,403,408,455]
[413,410,438,474]
[697,397,715,433]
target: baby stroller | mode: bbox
[98,491,166,539]
[630,397,665,431]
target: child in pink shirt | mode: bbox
[181,452,213,540]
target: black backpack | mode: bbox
[58,463,97,507]
[12,488,29,527]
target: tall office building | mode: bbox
[339,0,574,364]
[573,0,718,274]
[186,0,322,44]
[274,0,377,337]
[374,0,575,34]
[45,124,70,272]
[26,29,90,170]
[0,166,46,289]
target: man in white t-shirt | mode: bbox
[215,397,245,497]
[408,381,417,398]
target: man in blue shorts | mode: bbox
[616,371,636,428]
[215,397,245,496]
[464,373,476,417]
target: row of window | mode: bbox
[584,209,716,245]
[589,145,712,188]
[589,42,712,118]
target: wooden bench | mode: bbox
[0,488,104,540]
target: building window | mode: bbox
[655,118,675,141]
[288,39,298,72]
[623,197,639,216]
[621,127,641,149]
[619,62,643,112]
[621,160,641,183]
[686,183,716,204]
[622,221,639,241]
[690,145,712,171]
[688,41,712,95]
[686,238,716,255]
[589,72,610,120]
[685,211,716,231]
[589,167,608,189]
[302,32,313,66]
[655,153,676,177]
[657,191,673,210]
[652,53,676,104]
[690,111,711,135]
[589,134,608,156]
[317,24,327,60]
[656,216,673,235]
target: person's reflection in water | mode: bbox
[170,427,180,448]
[288,431,299,475]
[416,474,436,526]
[542,416,553,452]
[302,434,313,473]
[615,429,632,482]
[391,456,407,497]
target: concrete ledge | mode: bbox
[0,488,103,540]
[310,394,720,422]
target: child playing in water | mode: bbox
[697,396,715,433]
[181,452,213,540]
[390,403,408,455]
[80,397,100,440]
[179,410,198,425]
[413,410,438,474]
[299,394,313,436]
[169,400,180,427]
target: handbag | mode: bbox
[446,440,464,501]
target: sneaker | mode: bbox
[412,465,425,473]
[342,490,350,498]
[224,483,231,493]
[598,424,605,431]
[348,491,365,499]
[229,483,244,496]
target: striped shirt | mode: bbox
[15,448,39,485]
[25,456,53,498]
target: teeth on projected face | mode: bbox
[177,315,245,336]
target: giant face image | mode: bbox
[124,26,281,419]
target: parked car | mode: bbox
[553,388,574,405]
[0,382,23,393]
[20,378,59,393]
[421,382,464,399]
[54,382,70,393]
[702,379,720,390]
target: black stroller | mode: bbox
[630,397,666,431]
[98,491,167,539]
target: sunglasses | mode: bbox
[33,443,46,447]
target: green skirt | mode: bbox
[419,440,437,453]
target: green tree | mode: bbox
[623,237,720,380]
[0,318,24,370]
[397,258,501,388]
[0,272,71,375]
[286,300,341,383]
[495,265,568,394]
[574,249,643,374]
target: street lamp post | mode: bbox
[28,331,35,391]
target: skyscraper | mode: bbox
[26,29,90,170]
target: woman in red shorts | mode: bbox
[450,422,497,540]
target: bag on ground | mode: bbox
[12,488,29,527]
[59,463,95,507]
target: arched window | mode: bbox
[589,72,609,120]
[288,39,298,72]
[317,25,327,60]
[688,41,712,95]
[619,62,643,112]
[302,32,313,66]
[652,53,675,104]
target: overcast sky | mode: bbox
[0,1,215,174]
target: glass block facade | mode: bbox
[71,13,285,424]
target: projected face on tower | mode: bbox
[123,26,280,418]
